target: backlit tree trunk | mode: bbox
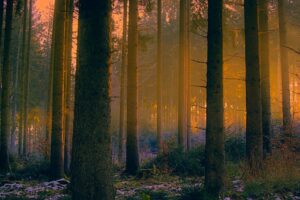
[157,0,162,152]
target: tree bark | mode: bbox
[186,0,191,151]
[126,0,139,175]
[118,0,128,163]
[70,0,114,199]
[156,0,162,152]
[245,0,263,172]
[50,0,67,179]
[278,0,291,136]
[64,0,74,174]
[205,0,224,197]
[258,0,272,157]
[0,0,14,172]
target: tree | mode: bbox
[258,0,272,157]
[118,0,128,163]
[178,0,186,149]
[50,0,67,178]
[70,0,114,199]
[156,0,162,152]
[245,0,263,172]
[64,0,74,174]
[0,0,14,172]
[126,0,139,174]
[205,0,224,197]
[278,0,291,136]
[186,0,191,151]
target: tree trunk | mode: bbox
[178,0,186,149]
[258,0,272,157]
[156,0,162,152]
[0,0,13,172]
[70,0,114,199]
[245,0,263,172]
[126,0,139,175]
[186,0,191,151]
[118,0,128,163]
[64,0,74,174]
[23,0,32,156]
[205,0,224,197]
[278,0,291,136]
[50,0,67,179]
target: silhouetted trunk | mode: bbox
[186,0,191,151]
[258,0,272,157]
[18,0,27,156]
[118,0,127,163]
[178,0,186,149]
[70,0,114,199]
[64,0,74,174]
[0,0,13,172]
[50,0,66,179]
[278,0,291,136]
[126,0,139,175]
[23,0,32,156]
[205,0,224,197]
[245,0,263,172]
[157,0,162,152]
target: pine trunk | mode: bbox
[50,0,67,179]
[0,0,13,172]
[258,0,272,157]
[70,0,114,199]
[245,0,263,172]
[126,0,139,175]
[205,0,224,196]
[157,0,162,152]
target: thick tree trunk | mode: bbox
[50,0,67,179]
[156,0,162,152]
[205,0,224,197]
[178,0,186,149]
[70,0,114,199]
[258,0,272,157]
[0,0,13,172]
[278,0,291,136]
[245,0,263,172]
[118,0,128,163]
[23,0,32,156]
[64,0,74,174]
[126,0,139,175]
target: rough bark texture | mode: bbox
[0,0,13,172]
[205,0,224,197]
[50,0,66,179]
[118,0,127,163]
[178,0,186,149]
[126,0,139,175]
[157,0,162,152]
[70,0,114,199]
[278,0,291,135]
[258,0,272,157]
[245,0,263,172]
[64,0,74,174]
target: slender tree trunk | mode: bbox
[70,0,114,199]
[156,0,163,152]
[178,0,186,149]
[126,0,139,175]
[186,0,191,151]
[258,0,272,157]
[278,0,291,136]
[50,0,66,179]
[0,0,13,172]
[245,0,263,172]
[118,0,127,163]
[23,0,32,156]
[18,0,28,156]
[205,0,224,197]
[64,0,74,174]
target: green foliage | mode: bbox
[225,136,246,162]
[179,186,206,200]
[143,147,205,176]
[13,159,50,180]
[127,189,169,200]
